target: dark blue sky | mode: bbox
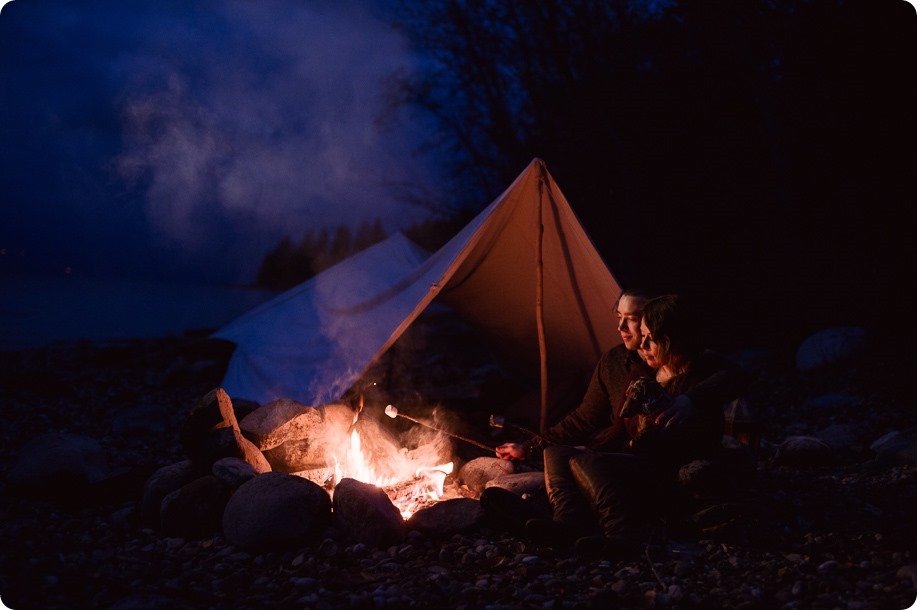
[0,0,444,285]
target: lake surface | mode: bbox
[0,274,276,350]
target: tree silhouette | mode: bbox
[388,0,917,347]
[255,219,390,291]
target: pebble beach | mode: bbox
[1,331,915,610]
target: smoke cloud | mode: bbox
[112,0,442,282]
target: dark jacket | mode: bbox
[601,349,748,468]
[524,345,651,455]
[529,347,748,468]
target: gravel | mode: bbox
[0,335,914,609]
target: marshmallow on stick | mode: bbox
[384,404,492,451]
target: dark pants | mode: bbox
[543,445,598,536]
[544,445,666,542]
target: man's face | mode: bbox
[615,295,643,350]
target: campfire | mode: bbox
[328,426,454,519]
[324,399,457,519]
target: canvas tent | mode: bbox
[213,159,623,430]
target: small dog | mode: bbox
[620,377,673,448]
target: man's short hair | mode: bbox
[614,288,653,311]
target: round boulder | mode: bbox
[222,472,331,551]
[7,431,109,499]
[795,326,867,372]
[457,457,516,494]
[332,477,406,547]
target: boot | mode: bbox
[543,445,600,539]
[569,452,654,547]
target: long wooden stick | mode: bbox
[391,411,493,452]
[536,164,549,433]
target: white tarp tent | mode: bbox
[213,159,623,429]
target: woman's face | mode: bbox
[639,320,667,369]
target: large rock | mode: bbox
[322,403,359,431]
[180,388,239,460]
[293,465,336,487]
[197,427,272,475]
[239,399,323,450]
[262,439,327,473]
[407,498,485,536]
[484,472,546,497]
[775,436,833,466]
[457,457,516,493]
[814,423,867,454]
[6,432,110,498]
[211,457,259,490]
[795,326,867,372]
[159,475,229,539]
[870,427,917,467]
[242,401,361,472]
[332,478,406,547]
[139,460,195,527]
[222,472,332,551]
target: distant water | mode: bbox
[0,274,277,350]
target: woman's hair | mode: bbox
[641,294,701,368]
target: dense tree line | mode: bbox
[255,220,388,290]
[385,0,917,347]
[255,214,473,291]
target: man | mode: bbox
[483,289,654,543]
[494,288,653,460]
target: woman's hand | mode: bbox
[495,442,527,461]
[654,394,698,429]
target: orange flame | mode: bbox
[330,428,453,519]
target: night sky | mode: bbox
[2,0,916,350]
[0,0,444,285]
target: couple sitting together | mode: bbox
[484,290,749,559]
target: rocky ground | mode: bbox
[0,331,915,610]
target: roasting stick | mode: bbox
[488,414,549,445]
[384,405,493,452]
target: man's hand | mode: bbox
[495,442,527,461]
[654,394,698,429]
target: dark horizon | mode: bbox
[2,0,915,352]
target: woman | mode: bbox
[533,294,747,558]
[629,293,736,463]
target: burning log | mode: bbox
[384,405,493,451]
[383,476,447,519]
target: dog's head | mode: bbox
[620,377,672,418]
